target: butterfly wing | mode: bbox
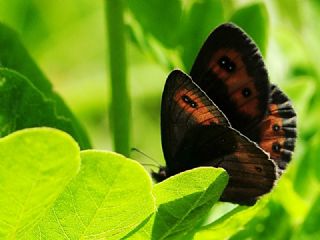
[255,84,297,171]
[159,70,277,205]
[172,124,277,205]
[190,23,270,142]
[161,70,229,168]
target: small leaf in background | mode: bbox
[194,198,267,240]
[294,194,320,239]
[126,0,182,48]
[28,151,155,239]
[282,77,315,121]
[229,201,293,240]
[0,68,87,148]
[179,0,225,71]
[282,78,316,195]
[270,177,308,222]
[273,0,302,30]
[0,128,80,239]
[131,167,228,239]
[230,2,269,56]
[309,132,320,181]
[0,23,91,149]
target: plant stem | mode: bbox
[105,0,130,156]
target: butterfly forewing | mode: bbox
[190,23,270,142]
[161,70,229,164]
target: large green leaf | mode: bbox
[0,68,87,147]
[0,128,80,239]
[0,23,91,149]
[130,167,228,239]
[28,151,155,239]
[230,2,269,56]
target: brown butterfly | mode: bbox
[153,23,297,205]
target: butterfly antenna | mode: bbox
[131,147,161,168]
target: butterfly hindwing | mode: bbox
[161,70,229,166]
[256,84,297,171]
[171,124,277,205]
[190,23,270,142]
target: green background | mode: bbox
[0,0,319,239]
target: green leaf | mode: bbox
[127,0,182,48]
[0,128,80,239]
[0,68,88,148]
[130,167,228,239]
[179,0,225,71]
[194,198,268,240]
[0,23,91,149]
[27,151,155,239]
[230,2,269,56]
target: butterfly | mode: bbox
[152,23,297,205]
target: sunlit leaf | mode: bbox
[27,151,155,239]
[130,167,228,239]
[0,128,80,239]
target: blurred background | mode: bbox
[0,0,319,238]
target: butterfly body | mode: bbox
[154,23,296,205]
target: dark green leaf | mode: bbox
[127,0,182,48]
[179,0,225,71]
[0,68,88,147]
[0,23,91,149]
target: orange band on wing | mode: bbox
[209,49,261,118]
[174,88,221,125]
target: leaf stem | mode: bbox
[105,0,130,156]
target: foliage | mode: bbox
[0,23,91,149]
[0,128,80,239]
[0,128,228,239]
[0,0,319,239]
